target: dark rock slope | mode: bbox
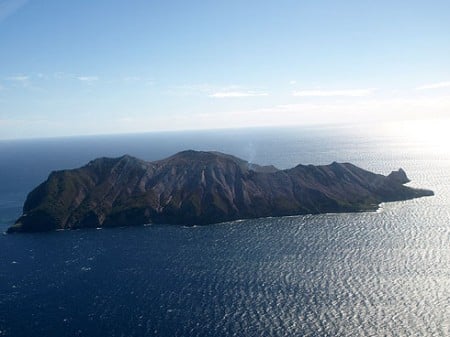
[8,150,433,232]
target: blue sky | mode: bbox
[0,0,449,139]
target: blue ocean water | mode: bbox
[0,123,449,336]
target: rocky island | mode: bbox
[8,150,433,233]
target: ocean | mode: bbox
[0,122,449,336]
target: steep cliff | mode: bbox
[8,150,433,232]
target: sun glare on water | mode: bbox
[385,119,450,155]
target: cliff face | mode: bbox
[8,150,433,232]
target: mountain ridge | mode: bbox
[8,150,434,233]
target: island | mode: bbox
[7,150,434,233]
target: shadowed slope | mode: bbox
[8,151,433,232]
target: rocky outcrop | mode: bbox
[8,150,434,232]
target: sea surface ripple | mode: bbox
[0,123,449,336]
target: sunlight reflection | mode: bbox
[385,119,450,154]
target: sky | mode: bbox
[0,0,449,139]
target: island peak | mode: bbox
[8,151,433,233]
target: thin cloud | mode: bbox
[122,76,155,86]
[416,81,450,90]
[168,83,215,96]
[210,91,268,98]
[123,76,141,82]
[293,89,374,97]
[5,74,30,88]
[77,76,99,82]
[53,72,72,80]
[6,75,29,82]
[188,95,450,130]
